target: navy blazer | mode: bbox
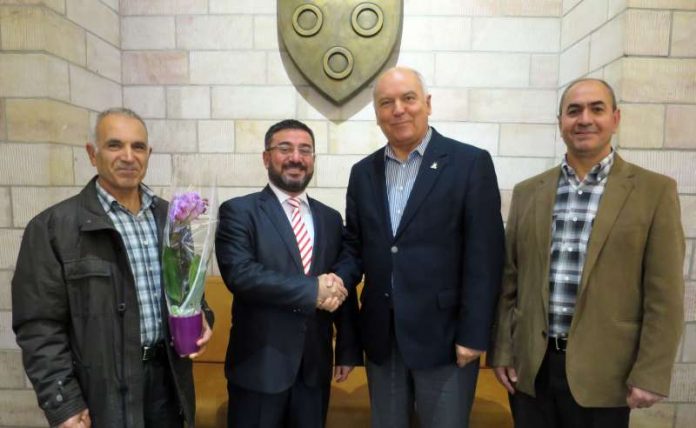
[336,128,505,369]
[215,186,361,394]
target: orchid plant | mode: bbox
[162,189,217,317]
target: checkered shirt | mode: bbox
[548,151,615,338]
[96,181,163,345]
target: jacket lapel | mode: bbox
[259,186,304,272]
[578,155,633,295]
[394,132,448,240]
[308,198,324,276]
[534,167,560,315]
[369,149,394,243]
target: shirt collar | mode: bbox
[95,180,156,215]
[384,127,432,162]
[268,181,310,208]
[561,149,615,184]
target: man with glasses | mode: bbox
[215,119,362,427]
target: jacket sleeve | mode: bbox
[215,199,318,313]
[456,149,506,351]
[626,179,685,396]
[11,216,88,427]
[333,165,365,291]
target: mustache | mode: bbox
[283,161,306,170]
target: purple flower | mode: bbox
[169,192,208,223]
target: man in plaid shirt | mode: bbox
[489,79,684,428]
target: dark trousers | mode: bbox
[227,376,329,428]
[510,344,630,428]
[143,356,183,428]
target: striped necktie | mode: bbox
[287,197,312,275]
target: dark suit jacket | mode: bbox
[489,155,685,406]
[215,186,362,394]
[336,128,505,369]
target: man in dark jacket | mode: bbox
[12,108,213,428]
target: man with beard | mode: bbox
[215,119,362,427]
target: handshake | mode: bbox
[316,273,348,312]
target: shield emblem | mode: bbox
[279,0,403,104]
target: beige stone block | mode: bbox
[395,53,435,87]
[621,58,696,103]
[628,0,696,9]
[493,157,555,190]
[559,37,589,85]
[212,86,296,120]
[531,54,559,88]
[315,155,363,188]
[176,15,252,50]
[562,0,583,14]
[469,89,557,124]
[401,17,471,51]
[686,240,693,279]
[500,189,512,223]
[501,0,562,16]
[0,0,64,13]
[686,281,696,321]
[306,187,346,218]
[235,120,278,154]
[625,9,671,56]
[11,187,79,228]
[617,104,664,149]
[0,270,11,310]
[121,16,175,50]
[436,53,530,88]
[69,65,121,112]
[669,364,696,401]
[6,99,88,145]
[190,51,265,85]
[672,12,696,57]
[681,196,696,239]
[0,6,86,65]
[472,18,559,53]
[123,86,166,119]
[0,389,44,425]
[328,121,385,155]
[66,0,118,46]
[589,14,624,71]
[683,322,696,362]
[629,403,675,428]
[665,105,696,149]
[404,0,498,15]
[561,0,608,49]
[500,124,556,157]
[145,120,197,153]
[429,88,469,122]
[166,86,210,120]
[0,53,69,99]
[254,15,278,50]
[102,0,117,11]
[121,0,207,15]
[199,120,235,153]
[0,187,9,228]
[619,149,696,194]
[608,0,628,17]
[0,143,74,186]
[86,33,120,83]
[267,50,306,86]
[209,0,275,14]
[0,230,22,270]
[122,51,188,85]
[676,403,696,428]
[429,122,499,155]
[294,86,372,122]
[174,154,267,187]
[0,99,5,140]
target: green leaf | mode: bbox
[163,246,183,305]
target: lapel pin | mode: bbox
[430,162,438,170]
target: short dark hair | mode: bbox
[558,78,618,117]
[264,119,315,150]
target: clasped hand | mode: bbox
[316,273,348,312]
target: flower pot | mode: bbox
[168,311,202,356]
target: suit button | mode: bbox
[384,293,390,298]
[391,246,398,254]
[541,331,547,338]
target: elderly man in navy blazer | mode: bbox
[335,67,505,427]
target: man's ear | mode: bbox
[86,143,97,167]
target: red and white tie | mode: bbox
[288,197,312,275]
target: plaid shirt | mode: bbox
[96,182,163,345]
[385,127,432,236]
[548,151,615,338]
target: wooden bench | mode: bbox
[193,277,512,427]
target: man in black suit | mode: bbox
[215,119,362,428]
[335,67,505,427]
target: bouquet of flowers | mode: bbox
[162,187,217,356]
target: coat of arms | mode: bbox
[279,1,403,104]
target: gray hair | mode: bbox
[372,66,430,101]
[90,107,148,145]
[558,78,617,117]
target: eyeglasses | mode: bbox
[266,144,314,157]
